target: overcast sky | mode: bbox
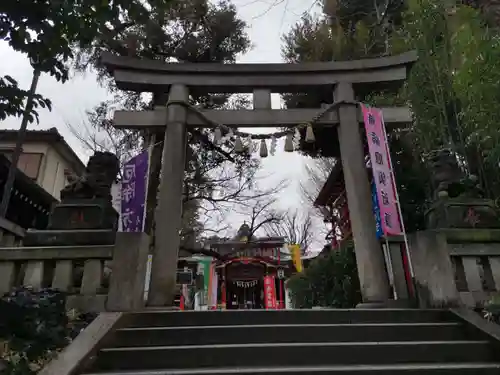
[0,0,328,248]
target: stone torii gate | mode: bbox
[102,51,416,307]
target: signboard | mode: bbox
[236,248,278,258]
[263,276,277,309]
[121,151,149,232]
[209,265,218,310]
[176,270,193,285]
[277,268,286,280]
[361,104,402,236]
[197,259,212,305]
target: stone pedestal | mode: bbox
[426,198,500,230]
[48,198,118,231]
[24,198,118,246]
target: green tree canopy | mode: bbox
[287,242,361,308]
[68,0,261,245]
[0,0,171,122]
[282,0,500,230]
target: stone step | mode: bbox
[122,309,456,328]
[82,363,500,375]
[112,322,470,347]
[88,341,494,372]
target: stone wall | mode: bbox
[388,229,500,308]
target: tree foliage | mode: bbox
[287,242,361,308]
[0,0,167,123]
[69,0,260,244]
[0,287,96,374]
[0,75,51,123]
[397,0,500,201]
[283,0,500,231]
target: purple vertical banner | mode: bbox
[121,150,148,232]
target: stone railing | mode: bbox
[0,216,25,247]
[387,229,500,308]
[0,245,113,311]
[447,230,500,307]
[0,232,149,312]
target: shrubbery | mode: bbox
[0,287,96,374]
[483,295,500,324]
[287,242,362,308]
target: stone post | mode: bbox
[335,82,391,303]
[408,231,460,307]
[148,84,189,306]
[107,232,150,311]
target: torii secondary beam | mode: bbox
[113,107,412,130]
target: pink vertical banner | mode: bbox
[263,276,277,310]
[361,104,402,236]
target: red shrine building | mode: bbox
[314,161,351,248]
[205,223,310,310]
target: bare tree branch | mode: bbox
[263,209,314,253]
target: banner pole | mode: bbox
[142,143,153,232]
[278,246,283,309]
[379,115,415,285]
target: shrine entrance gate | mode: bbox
[102,52,416,307]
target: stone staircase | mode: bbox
[77,309,500,374]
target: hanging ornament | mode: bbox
[284,132,294,152]
[220,133,228,144]
[292,127,301,148]
[214,127,222,144]
[305,123,315,143]
[294,127,301,140]
[247,135,256,153]
[234,136,244,153]
[259,139,268,158]
[270,136,277,156]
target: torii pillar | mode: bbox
[335,82,390,303]
[148,84,189,306]
[102,51,416,306]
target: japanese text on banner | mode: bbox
[121,150,149,232]
[361,104,402,236]
[371,181,384,239]
[263,276,277,310]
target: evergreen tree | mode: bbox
[0,0,168,122]
[284,0,500,230]
[70,0,260,246]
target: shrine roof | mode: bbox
[208,237,285,249]
[0,154,56,207]
[0,154,57,229]
[314,156,374,207]
[314,161,344,207]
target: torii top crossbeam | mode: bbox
[102,51,417,93]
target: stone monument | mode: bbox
[425,148,500,229]
[23,152,120,246]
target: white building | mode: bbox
[0,128,85,200]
